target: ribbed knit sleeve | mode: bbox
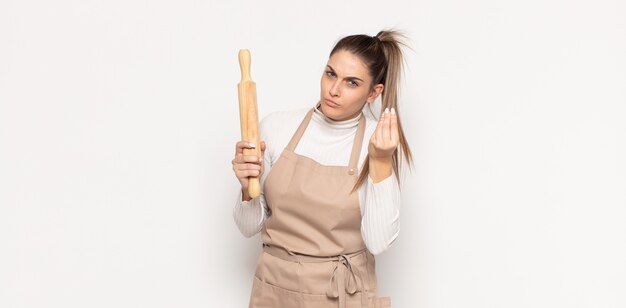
[359,169,402,255]
[232,190,268,238]
[232,114,273,237]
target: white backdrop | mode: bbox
[1,0,625,307]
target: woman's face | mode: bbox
[319,50,383,121]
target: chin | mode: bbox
[319,103,336,118]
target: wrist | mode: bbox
[368,155,392,183]
[241,187,252,202]
[369,155,392,164]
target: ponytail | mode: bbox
[330,29,414,192]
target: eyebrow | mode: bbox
[326,65,365,83]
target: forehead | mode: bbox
[327,50,370,79]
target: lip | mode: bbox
[324,98,339,108]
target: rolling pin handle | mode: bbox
[239,49,251,81]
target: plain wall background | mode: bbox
[1,0,625,307]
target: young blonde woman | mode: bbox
[231,30,413,308]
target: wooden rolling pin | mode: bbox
[237,49,261,198]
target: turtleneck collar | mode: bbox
[312,102,361,129]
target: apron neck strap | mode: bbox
[286,104,367,173]
[348,115,366,172]
[285,108,315,152]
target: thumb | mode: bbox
[260,141,267,157]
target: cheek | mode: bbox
[347,89,370,103]
[320,77,329,92]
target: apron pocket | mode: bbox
[251,276,373,308]
[253,276,329,300]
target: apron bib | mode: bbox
[248,105,391,308]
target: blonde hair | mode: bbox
[329,29,413,192]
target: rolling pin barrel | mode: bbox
[237,49,261,198]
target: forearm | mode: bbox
[360,173,401,254]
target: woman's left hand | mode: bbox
[368,107,399,161]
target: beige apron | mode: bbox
[248,106,391,308]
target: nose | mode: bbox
[329,80,340,97]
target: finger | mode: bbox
[237,169,261,178]
[390,108,399,144]
[237,163,261,171]
[375,108,385,142]
[234,153,243,164]
[235,141,256,155]
[233,154,261,164]
[383,108,391,141]
[239,155,262,163]
[235,169,261,180]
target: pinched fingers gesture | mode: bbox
[368,107,399,160]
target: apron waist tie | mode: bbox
[262,244,369,308]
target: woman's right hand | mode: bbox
[232,140,266,200]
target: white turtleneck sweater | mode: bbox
[233,104,403,255]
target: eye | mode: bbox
[325,70,336,78]
[347,80,359,87]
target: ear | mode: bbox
[367,84,384,103]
